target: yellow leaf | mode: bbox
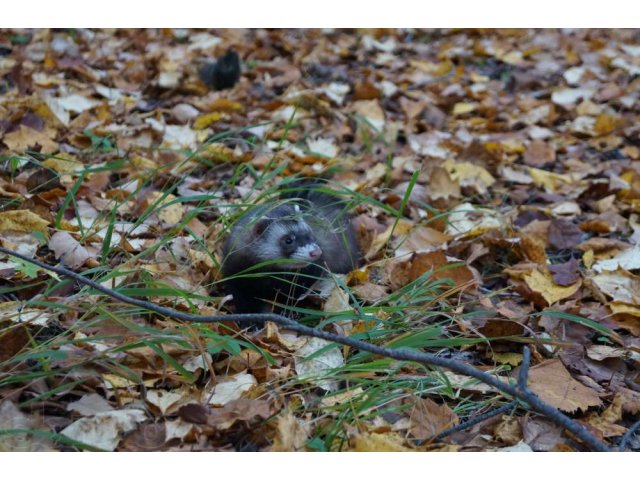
[500,51,524,65]
[523,270,581,305]
[585,394,627,438]
[271,411,311,452]
[207,98,244,112]
[2,125,58,154]
[442,159,495,194]
[131,155,158,171]
[352,432,413,452]
[0,210,49,234]
[583,249,595,268]
[409,59,453,76]
[528,167,574,192]
[452,102,479,115]
[320,388,365,408]
[144,192,184,225]
[609,302,640,316]
[198,143,240,163]
[490,352,523,366]
[500,138,526,154]
[193,112,224,130]
[594,114,616,135]
[42,154,83,174]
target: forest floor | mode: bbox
[0,28,639,452]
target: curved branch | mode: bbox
[0,246,612,451]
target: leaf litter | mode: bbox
[0,28,639,452]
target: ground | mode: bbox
[0,28,639,452]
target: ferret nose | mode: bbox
[309,246,322,260]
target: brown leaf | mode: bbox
[407,397,458,439]
[523,140,555,167]
[26,168,61,193]
[120,423,167,451]
[2,125,58,153]
[547,219,582,250]
[493,415,522,446]
[614,387,640,415]
[178,404,208,424]
[205,398,270,431]
[521,417,569,451]
[353,80,382,100]
[584,394,627,438]
[408,250,475,290]
[270,411,311,452]
[548,258,581,286]
[0,324,29,362]
[527,359,602,413]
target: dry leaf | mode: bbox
[527,359,602,413]
[60,409,148,451]
[271,411,311,452]
[408,397,458,439]
[0,210,49,234]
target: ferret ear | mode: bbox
[253,218,272,236]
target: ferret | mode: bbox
[221,186,360,315]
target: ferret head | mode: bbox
[250,204,323,270]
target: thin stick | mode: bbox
[619,419,640,451]
[435,400,519,440]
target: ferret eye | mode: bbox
[284,236,294,245]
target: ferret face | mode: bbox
[278,228,323,266]
[251,210,323,270]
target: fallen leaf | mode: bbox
[2,125,58,153]
[271,411,311,452]
[205,398,270,430]
[442,159,496,195]
[523,140,556,167]
[206,372,257,406]
[60,408,148,451]
[294,336,344,391]
[351,100,385,132]
[445,203,502,238]
[593,245,640,273]
[408,397,458,439]
[352,432,413,452]
[592,270,640,304]
[67,394,113,416]
[0,210,49,234]
[48,231,91,268]
[0,401,54,451]
[527,359,602,413]
[523,269,581,305]
[584,394,627,438]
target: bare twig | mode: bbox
[619,419,640,451]
[435,347,532,443]
[0,246,612,452]
[518,346,531,390]
[435,400,519,441]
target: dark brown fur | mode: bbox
[221,187,360,315]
